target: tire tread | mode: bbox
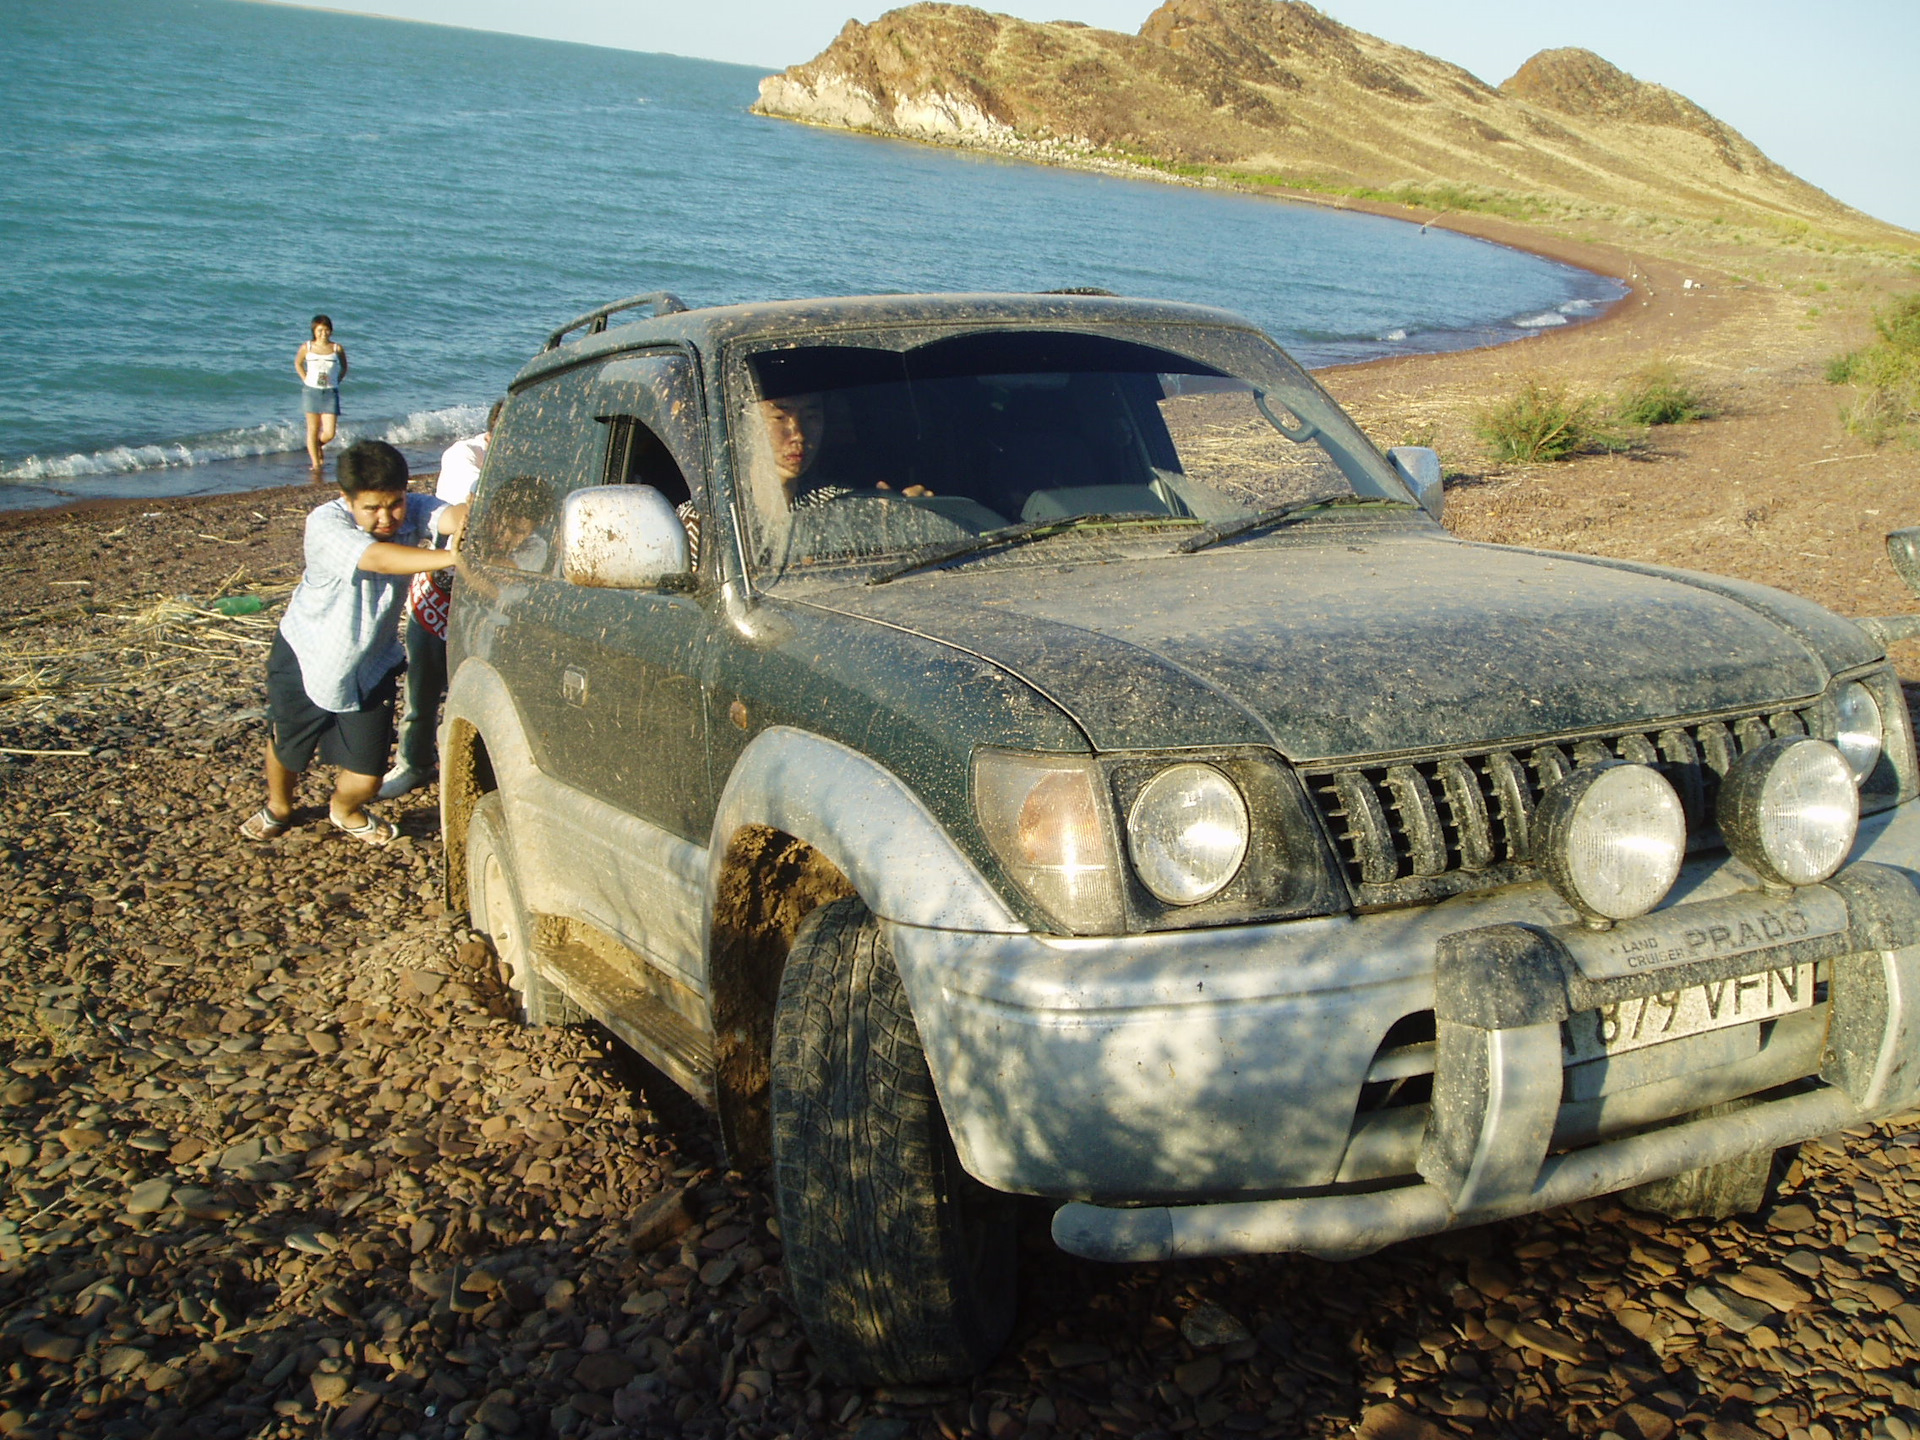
[772,898,1015,1384]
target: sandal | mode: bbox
[329,810,397,847]
[240,807,293,842]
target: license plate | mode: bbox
[1562,964,1816,1065]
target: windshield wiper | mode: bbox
[1174,494,1415,554]
[868,512,1174,585]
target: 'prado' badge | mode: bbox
[1559,886,1849,982]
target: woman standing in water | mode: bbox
[295,314,348,473]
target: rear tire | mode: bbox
[465,792,583,1027]
[771,897,1018,1384]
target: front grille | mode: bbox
[1303,699,1833,907]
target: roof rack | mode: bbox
[543,292,690,352]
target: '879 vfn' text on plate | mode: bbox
[1562,963,1816,1065]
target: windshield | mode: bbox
[729,324,1408,581]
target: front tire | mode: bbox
[1620,1100,1796,1219]
[771,897,1018,1384]
[464,792,582,1027]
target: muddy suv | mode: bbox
[443,290,1920,1384]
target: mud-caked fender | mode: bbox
[702,727,1026,1164]
[439,659,541,904]
[704,726,1024,940]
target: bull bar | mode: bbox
[1053,862,1920,1262]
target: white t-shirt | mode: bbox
[437,433,488,504]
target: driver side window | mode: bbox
[591,351,707,572]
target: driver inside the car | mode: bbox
[760,391,933,504]
[692,393,851,566]
[760,392,841,505]
[727,387,940,568]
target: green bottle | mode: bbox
[211,595,265,616]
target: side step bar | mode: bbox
[536,937,715,1108]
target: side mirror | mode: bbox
[1387,446,1444,522]
[560,485,691,589]
[1889,528,1920,598]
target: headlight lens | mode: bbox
[973,751,1123,932]
[1126,764,1250,905]
[1835,680,1884,785]
[1533,762,1686,924]
[1718,736,1858,887]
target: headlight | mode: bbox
[1126,764,1250,905]
[973,751,1123,933]
[1533,762,1686,925]
[1835,680,1884,785]
[1718,736,1858,888]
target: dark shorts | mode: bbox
[266,632,398,776]
[302,386,341,416]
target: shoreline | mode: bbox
[759,110,1652,343]
[0,144,1654,530]
[0,210,1638,530]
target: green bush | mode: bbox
[1474,381,1619,463]
[1614,361,1711,426]
[1875,292,1920,351]
[1830,292,1920,444]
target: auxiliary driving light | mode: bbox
[1718,736,1859,889]
[1533,762,1687,926]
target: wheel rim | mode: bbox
[481,851,525,991]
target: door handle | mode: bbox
[563,666,588,707]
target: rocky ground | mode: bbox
[6,400,1920,1440]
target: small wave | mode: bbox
[0,405,488,482]
[1512,311,1569,329]
[1379,328,1408,343]
[1559,298,1598,314]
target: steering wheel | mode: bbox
[832,489,1009,531]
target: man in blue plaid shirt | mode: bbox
[242,440,465,847]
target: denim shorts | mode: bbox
[301,386,341,416]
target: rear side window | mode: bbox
[470,370,602,573]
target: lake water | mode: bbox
[0,0,1624,512]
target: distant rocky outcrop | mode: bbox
[755,0,1902,242]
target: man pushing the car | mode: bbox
[242,439,465,847]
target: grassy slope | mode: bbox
[757,0,1917,258]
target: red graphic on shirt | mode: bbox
[410,570,452,640]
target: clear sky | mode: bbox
[330,0,1920,234]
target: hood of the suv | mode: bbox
[799,532,1877,760]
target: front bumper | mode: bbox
[885,802,1920,1261]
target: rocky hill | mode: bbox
[755,0,1905,244]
